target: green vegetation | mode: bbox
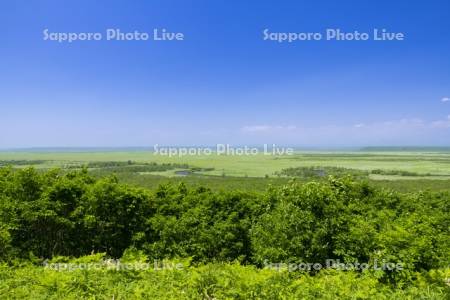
[1,150,450,193]
[0,167,449,299]
[1,150,449,298]
[371,169,429,176]
[84,161,191,174]
[1,260,448,299]
[276,166,369,179]
[2,150,450,178]
[0,160,46,166]
[85,161,188,169]
[109,173,290,193]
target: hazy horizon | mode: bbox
[2,145,450,153]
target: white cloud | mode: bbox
[238,117,450,146]
[430,117,450,128]
[441,97,450,102]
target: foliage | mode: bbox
[371,169,429,176]
[0,260,448,299]
[0,167,449,298]
[276,166,369,179]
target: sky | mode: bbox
[0,0,449,148]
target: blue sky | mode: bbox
[1,0,449,148]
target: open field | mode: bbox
[1,150,450,177]
[1,150,450,192]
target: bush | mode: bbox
[0,167,448,293]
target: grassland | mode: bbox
[1,149,450,192]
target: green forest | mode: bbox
[0,166,449,299]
